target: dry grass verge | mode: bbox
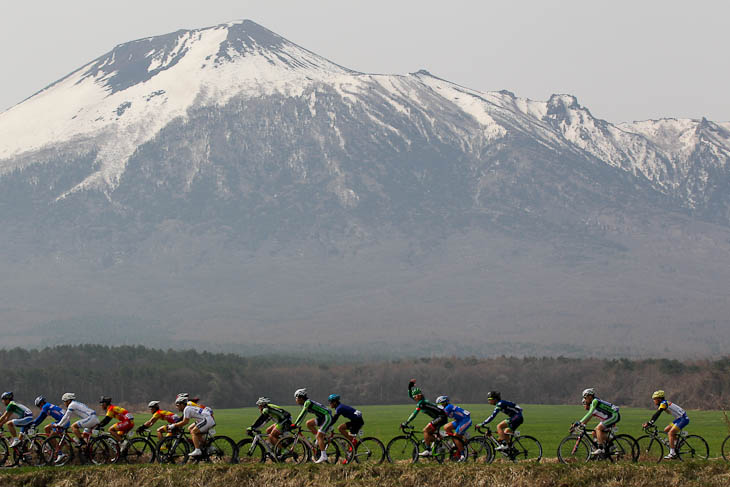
[2,463,730,487]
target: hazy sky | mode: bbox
[1,0,728,123]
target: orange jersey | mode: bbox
[106,404,133,421]
[152,409,177,423]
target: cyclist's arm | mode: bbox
[97,415,112,429]
[404,407,420,424]
[250,412,270,430]
[143,415,159,428]
[0,410,11,425]
[649,403,666,424]
[579,399,598,424]
[293,404,309,427]
[31,410,48,427]
[54,408,72,428]
[482,406,500,425]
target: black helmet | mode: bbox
[487,391,501,401]
[99,395,112,405]
[1,391,13,401]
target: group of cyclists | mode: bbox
[0,379,693,465]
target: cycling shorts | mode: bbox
[315,414,333,434]
[672,415,690,430]
[112,419,135,434]
[508,414,524,430]
[598,412,620,429]
[77,414,100,430]
[451,418,472,435]
[345,417,364,435]
[11,415,34,432]
[194,416,216,434]
[274,417,293,433]
[428,415,448,430]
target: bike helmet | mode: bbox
[487,391,501,401]
[408,386,422,399]
[61,392,76,402]
[1,391,13,401]
[175,396,188,405]
[327,394,340,403]
[148,400,160,409]
[435,395,449,405]
[35,396,46,407]
[651,390,665,399]
[99,395,112,405]
[582,388,595,398]
[256,397,271,407]
[294,388,308,399]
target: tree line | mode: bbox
[2,345,728,410]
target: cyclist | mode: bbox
[31,396,68,436]
[0,392,34,447]
[97,396,135,442]
[176,393,214,417]
[168,395,216,457]
[138,401,180,442]
[480,391,523,451]
[247,397,292,447]
[293,388,333,464]
[328,394,364,446]
[402,379,448,458]
[435,395,471,461]
[573,388,620,456]
[52,393,100,447]
[642,390,689,460]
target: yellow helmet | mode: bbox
[651,390,665,399]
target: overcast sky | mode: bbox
[1,0,727,123]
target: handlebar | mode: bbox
[475,425,492,435]
[400,424,415,433]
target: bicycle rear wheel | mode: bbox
[157,436,190,464]
[311,438,340,464]
[236,438,266,464]
[722,435,730,462]
[353,437,386,465]
[386,436,418,464]
[205,435,237,464]
[557,435,590,464]
[635,435,663,463]
[466,437,493,463]
[0,438,9,466]
[122,437,156,464]
[88,436,120,465]
[677,434,709,461]
[275,436,309,464]
[608,434,636,463]
[511,435,542,463]
[13,438,44,466]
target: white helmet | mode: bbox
[582,388,595,398]
[148,401,160,408]
[256,397,271,407]
[61,393,76,402]
[294,388,307,398]
[435,395,449,405]
[175,396,188,405]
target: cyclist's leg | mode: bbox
[496,419,509,442]
[423,422,437,449]
[597,413,619,447]
[305,418,318,436]
[506,414,523,441]
[316,416,334,453]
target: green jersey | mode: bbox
[6,401,32,418]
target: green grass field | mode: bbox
[205,403,730,459]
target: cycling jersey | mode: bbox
[188,401,213,417]
[251,404,292,430]
[294,399,333,433]
[151,409,178,424]
[32,402,66,427]
[406,398,448,424]
[483,400,522,425]
[183,404,215,433]
[55,400,99,429]
[105,404,134,422]
[580,398,620,425]
[650,400,688,423]
[443,404,472,434]
[5,401,32,418]
[332,403,363,424]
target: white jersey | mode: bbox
[56,400,96,426]
[183,405,213,422]
[660,400,686,419]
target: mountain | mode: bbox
[1,20,730,357]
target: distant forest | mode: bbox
[2,345,729,411]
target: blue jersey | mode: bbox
[483,400,522,424]
[32,402,65,427]
[442,404,470,421]
[332,403,362,423]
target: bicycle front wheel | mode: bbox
[236,438,266,464]
[157,436,190,464]
[557,435,590,464]
[41,435,74,466]
[386,436,418,464]
[722,435,730,462]
[275,436,309,464]
[635,435,663,463]
[13,438,44,466]
[122,437,156,464]
[677,434,709,461]
[0,438,9,466]
[205,435,237,464]
[88,436,120,465]
[353,437,386,465]
[511,435,542,463]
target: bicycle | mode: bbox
[117,427,157,464]
[156,427,237,464]
[636,424,709,462]
[557,423,637,464]
[468,424,542,463]
[337,430,386,465]
[277,426,342,464]
[237,428,284,463]
[41,427,118,466]
[386,424,461,464]
[0,426,45,467]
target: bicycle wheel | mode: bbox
[236,438,266,464]
[275,436,309,464]
[557,435,590,464]
[13,438,44,466]
[157,436,190,464]
[608,434,636,463]
[353,437,386,465]
[677,434,709,461]
[0,438,9,466]
[88,436,119,465]
[386,436,418,464]
[511,435,542,463]
[722,435,730,462]
[466,437,493,463]
[42,435,74,466]
[635,435,663,463]
[122,437,156,464]
[204,435,237,464]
